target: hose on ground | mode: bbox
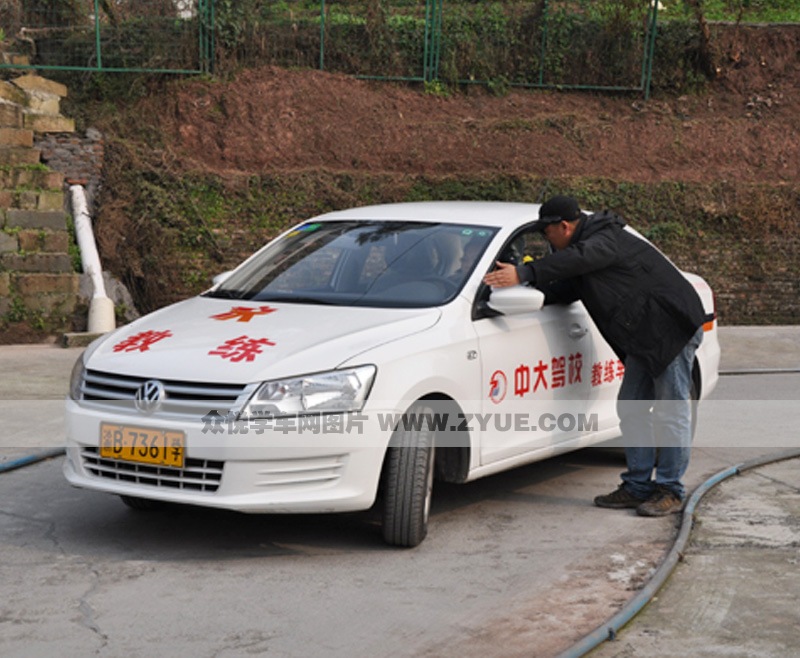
[0,447,66,474]
[556,447,800,658]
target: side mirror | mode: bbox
[212,271,233,286]
[486,286,545,315]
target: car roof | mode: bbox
[311,201,542,228]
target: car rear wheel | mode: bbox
[382,402,436,548]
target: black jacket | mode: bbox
[517,211,708,377]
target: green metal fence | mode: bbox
[0,1,662,94]
[0,0,214,74]
[212,0,663,96]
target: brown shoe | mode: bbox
[594,485,647,509]
[637,487,683,517]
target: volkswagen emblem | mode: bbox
[135,380,166,413]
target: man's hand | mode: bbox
[483,262,520,288]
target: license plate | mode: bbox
[100,423,185,468]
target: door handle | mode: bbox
[569,324,589,339]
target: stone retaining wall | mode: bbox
[35,128,104,209]
[0,74,80,332]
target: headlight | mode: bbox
[69,354,86,400]
[241,365,376,418]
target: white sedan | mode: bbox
[64,202,720,547]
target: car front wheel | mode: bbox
[382,402,436,548]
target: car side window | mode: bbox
[521,230,551,262]
[495,227,551,269]
[473,225,552,320]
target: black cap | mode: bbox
[536,195,582,230]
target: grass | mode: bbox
[663,0,800,23]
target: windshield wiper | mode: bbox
[203,289,249,300]
[254,294,335,305]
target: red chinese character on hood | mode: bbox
[211,306,278,323]
[112,330,173,353]
[208,335,276,362]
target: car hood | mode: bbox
[85,297,441,383]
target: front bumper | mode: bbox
[63,399,390,513]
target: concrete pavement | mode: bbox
[0,326,799,657]
[586,455,800,658]
[0,341,80,462]
[716,325,800,372]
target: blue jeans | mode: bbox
[617,327,703,501]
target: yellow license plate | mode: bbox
[100,423,185,468]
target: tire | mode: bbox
[382,403,436,548]
[120,495,163,511]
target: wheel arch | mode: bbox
[378,393,472,489]
[422,393,472,485]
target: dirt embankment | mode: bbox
[152,26,799,186]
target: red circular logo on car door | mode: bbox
[488,370,507,405]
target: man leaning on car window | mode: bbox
[484,195,708,517]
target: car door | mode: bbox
[472,227,599,466]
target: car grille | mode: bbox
[81,447,224,493]
[79,369,255,420]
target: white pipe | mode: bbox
[69,184,115,333]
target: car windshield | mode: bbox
[204,220,497,308]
